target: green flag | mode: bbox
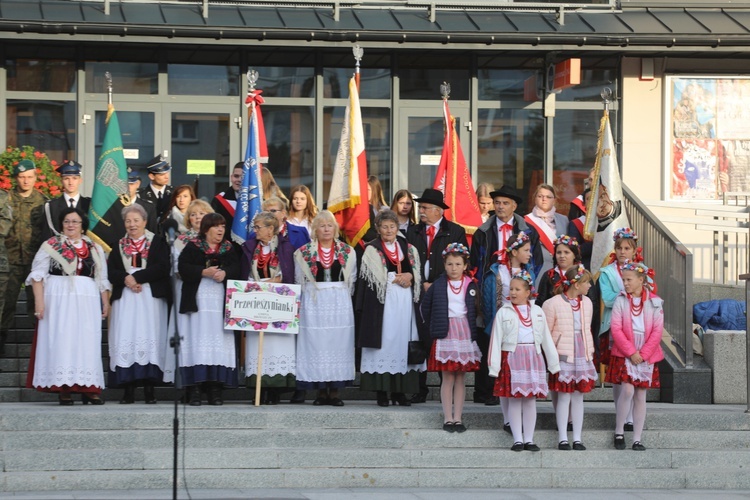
[87,103,128,253]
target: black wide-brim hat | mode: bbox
[414,188,449,210]
[490,185,523,205]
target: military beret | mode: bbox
[14,159,36,176]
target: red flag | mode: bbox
[327,77,370,247]
[433,99,483,245]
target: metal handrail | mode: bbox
[623,185,694,369]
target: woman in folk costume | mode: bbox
[293,210,356,406]
[542,264,598,451]
[178,212,240,406]
[240,210,297,405]
[480,231,535,433]
[598,227,647,431]
[356,209,424,407]
[163,199,213,385]
[606,262,663,451]
[26,207,110,405]
[489,270,560,451]
[524,184,570,286]
[108,203,171,404]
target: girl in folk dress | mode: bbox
[542,265,598,451]
[535,235,581,307]
[489,271,560,451]
[598,227,644,431]
[420,243,482,433]
[606,262,663,451]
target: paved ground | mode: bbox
[1,489,750,499]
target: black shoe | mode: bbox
[503,423,512,435]
[453,422,467,433]
[207,384,223,406]
[410,393,427,404]
[443,422,455,432]
[267,390,280,405]
[376,391,389,407]
[312,396,329,406]
[391,392,411,406]
[188,385,202,406]
[558,440,571,450]
[119,384,135,405]
[614,434,626,450]
[624,422,634,432]
[573,441,586,451]
[81,394,104,405]
[484,396,500,406]
[511,442,524,452]
[58,393,74,406]
[289,390,306,404]
[632,441,646,451]
[473,396,487,404]
[523,442,540,452]
[143,384,157,404]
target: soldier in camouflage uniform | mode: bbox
[0,188,11,359]
[0,159,46,357]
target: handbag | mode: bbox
[407,305,427,365]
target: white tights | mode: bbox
[555,391,585,443]
[615,382,648,442]
[441,372,466,423]
[500,397,509,424]
[508,397,537,444]
[612,383,635,423]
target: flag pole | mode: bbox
[106,71,113,106]
[353,45,363,92]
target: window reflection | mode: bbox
[7,60,76,93]
[263,106,315,196]
[255,68,315,98]
[7,101,76,162]
[170,113,230,196]
[478,69,537,101]
[168,64,239,96]
[323,68,391,99]
[399,68,469,100]
[557,69,617,102]
[85,62,158,94]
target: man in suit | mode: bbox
[470,185,541,406]
[406,188,468,403]
[212,162,244,232]
[138,155,173,221]
[127,168,158,234]
[40,160,91,241]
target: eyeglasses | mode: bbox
[267,209,282,213]
[536,194,555,199]
[252,225,270,231]
[63,220,82,225]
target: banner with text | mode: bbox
[224,280,301,334]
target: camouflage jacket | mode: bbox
[6,189,46,267]
[0,189,11,273]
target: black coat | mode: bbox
[138,184,173,221]
[406,218,467,285]
[178,240,239,314]
[419,274,478,341]
[41,196,91,241]
[211,189,237,233]
[108,234,172,303]
[135,198,159,234]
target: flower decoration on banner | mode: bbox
[506,231,531,253]
[223,281,300,331]
[553,234,579,248]
[613,227,639,242]
[0,145,63,197]
[512,269,538,298]
[441,242,470,257]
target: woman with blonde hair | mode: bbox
[368,175,388,214]
[288,185,318,237]
[261,169,289,206]
[525,183,569,285]
[294,210,357,405]
[476,182,495,223]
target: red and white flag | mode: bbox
[433,98,483,245]
[328,76,370,247]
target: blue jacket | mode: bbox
[693,299,746,331]
[285,222,311,251]
[420,274,478,341]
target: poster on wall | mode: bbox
[668,76,750,200]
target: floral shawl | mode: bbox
[119,230,155,274]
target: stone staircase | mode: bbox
[1,402,750,492]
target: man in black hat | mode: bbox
[138,155,173,220]
[127,167,158,234]
[40,160,91,241]
[406,188,468,403]
[470,185,541,407]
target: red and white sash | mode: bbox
[524,213,556,255]
[214,192,236,217]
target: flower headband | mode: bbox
[442,242,470,258]
[512,269,538,298]
[613,227,639,242]
[554,235,579,248]
[506,231,531,254]
[562,264,587,291]
[620,261,656,291]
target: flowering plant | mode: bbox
[0,145,62,197]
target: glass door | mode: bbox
[164,104,239,200]
[397,105,471,196]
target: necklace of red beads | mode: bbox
[383,241,402,274]
[449,277,464,295]
[566,294,581,311]
[318,242,334,269]
[628,290,646,317]
[256,245,274,272]
[513,303,533,327]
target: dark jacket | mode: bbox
[138,184,173,221]
[211,189,237,232]
[239,234,296,284]
[420,274,478,341]
[283,222,311,252]
[108,234,172,303]
[41,195,92,241]
[178,240,239,314]
[135,197,159,234]
[406,218,467,285]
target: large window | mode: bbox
[6,101,76,163]
[85,62,159,94]
[168,64,239,96]
[7,60,76,93]
[263,106,315,196]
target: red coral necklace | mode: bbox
[383,241,402,274]
[318,242,334,269]
[513,303,533,327]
